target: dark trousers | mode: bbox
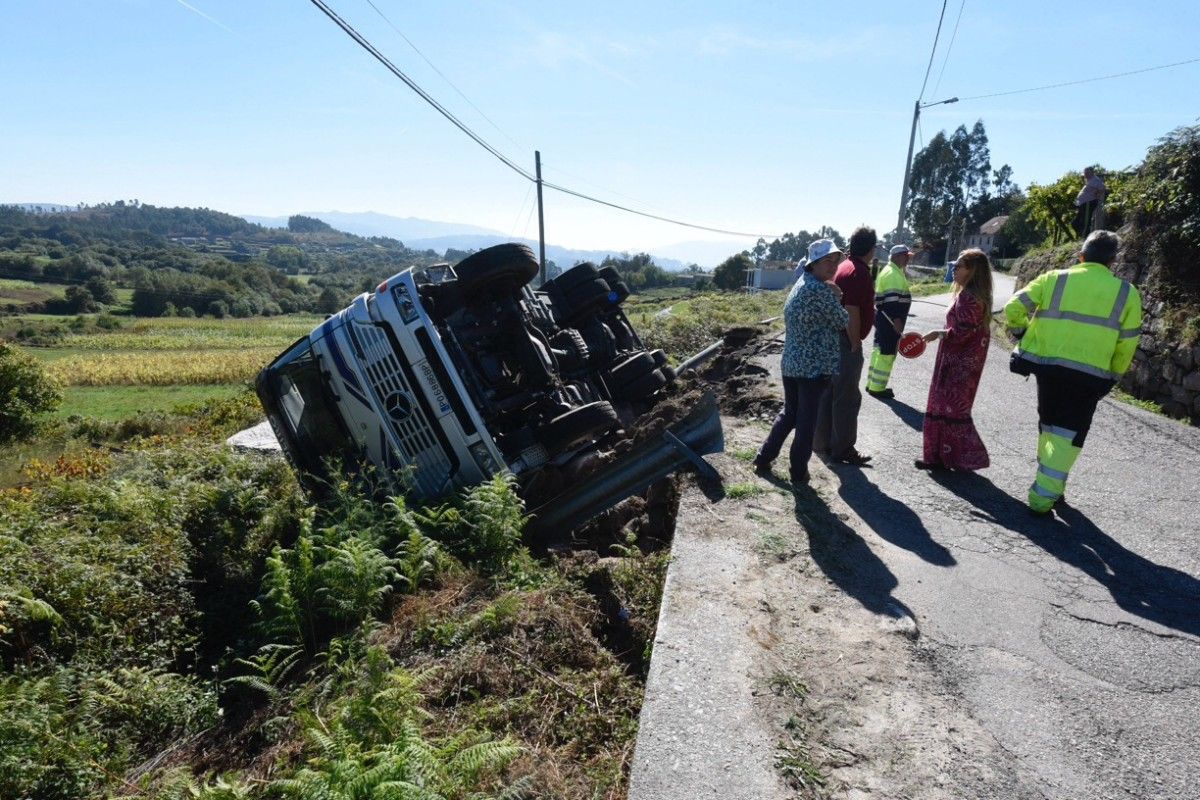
[1035,368,1112,446]
[757,375,831,478]
[814,334,864,457]
[1073,200,1099,237]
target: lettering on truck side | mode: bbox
[416,360,452,416]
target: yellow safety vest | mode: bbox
[874,261,912,317]
[1004,262,1142,381]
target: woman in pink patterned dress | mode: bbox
[915,248,994,471]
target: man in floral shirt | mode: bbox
[753,239,849,485]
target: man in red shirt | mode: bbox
[814,226,876,465]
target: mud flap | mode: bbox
[526,391,724,544]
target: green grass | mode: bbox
[910,280,952,297]
[56,384,249,420]
[726,482,767,499]
[1111,387,1171,417]
[0,278,68,307]
[730,447,758,462]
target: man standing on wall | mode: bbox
[1004,229,1141,515]
[814,226,877,466]
[866,244,914,399]
[1072,166,1107,237]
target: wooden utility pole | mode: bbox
[535,151,547,286]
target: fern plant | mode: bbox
[223,644,303,700]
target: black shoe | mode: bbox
[832,448,872,466]
[751,459,773,477]
[789,470,810,487]
[1027,506,1055,518]
[867,387,894,400]
[914,459,946,472]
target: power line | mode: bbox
[540,180,781,239]
[308,0,535,181]
[308,0,784,240]
[958,55,1200,101]
[360,0,525,152]
[918,0,949,101]
[930,0,966,98]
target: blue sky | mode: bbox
[4,0,1199,253]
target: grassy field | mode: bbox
[0,277,70,308]
[9,313,318,418]
[56,384,248,419]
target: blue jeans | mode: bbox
[757,375,831,479]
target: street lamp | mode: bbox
[895,96,959,238]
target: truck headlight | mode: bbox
[391,283,419,323]
[469,441,501,474]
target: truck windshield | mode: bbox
[262,336,356,476]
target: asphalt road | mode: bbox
[803,274,1200,799]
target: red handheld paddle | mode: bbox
[898,331,927,359]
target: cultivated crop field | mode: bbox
[12,313,321,418]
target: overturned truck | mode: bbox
[256,243,722,539]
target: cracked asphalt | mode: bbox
[781,274,1200,798]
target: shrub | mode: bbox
[0,341,62,443]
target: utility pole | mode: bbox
[535,151,547,286]
[895,96,959,240]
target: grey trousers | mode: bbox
[813,333,864,458]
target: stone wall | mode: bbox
[1012,239,1200,425]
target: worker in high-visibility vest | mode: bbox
[866,244,914,399]
[1004,229,1142,515]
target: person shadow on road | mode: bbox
[833,467,956,567]
[930,470,1200,637]
[788,482,918,625]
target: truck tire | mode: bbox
[538,401,619,453]
[615,368,667,400]
[562,278,616,323]
[649,349,668,367]
[605,351,657,389]
[598,266,631,302]
[454,243,539,295]
[554,263,602,293]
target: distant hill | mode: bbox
[11,203,75,214]
[239,210,731,269]
[239,211,498,241]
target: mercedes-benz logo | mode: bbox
[384,391,414,422]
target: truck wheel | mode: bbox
[455,243,539,295]
[615,368,667,400]
[649,349,668,367]
[538,401,619,452]
[598,266,631,302]
[554,263,602,293]
[660,364,678,384]
[606,351,657,388]
[563,278,617,323]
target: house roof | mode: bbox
[979,215,1010,235]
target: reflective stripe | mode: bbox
[1037,308,1124,329]
[1031,482,1060,499]
[1017,351,1120,381]
[1038,462,1070,481]
[1119,327,1141,339]
[876,291,911,302]
[1039,423,1078,439]
[868,370,891,380]
[1017,292,1037,311]
[1048,273,1069,311]
[1108,281,1131,326]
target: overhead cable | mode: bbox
[930,0,966,98]
[361,0,524,151]
[308,0,535,181]
[918,0,950,101]
[541,180,782,239]
[309,0,784,240]
[957,55,1200,101]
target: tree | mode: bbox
[287,215,333,234]
[64,285,98,313]
[906,120,1018,254]
[84,275,117,305]
[713,253,753,290]
[0,341,62,443]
